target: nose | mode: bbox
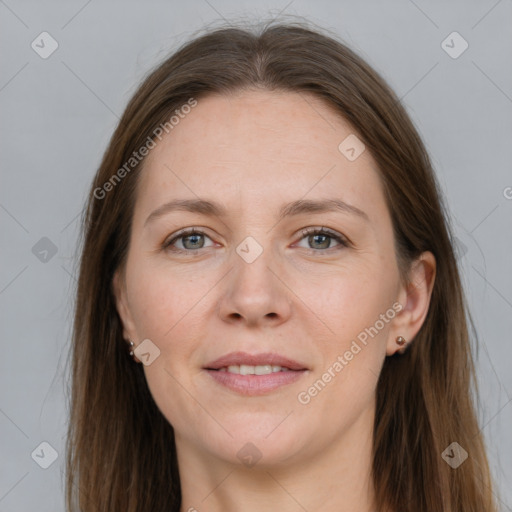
[217,243,293,328]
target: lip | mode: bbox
[204,351,308,371]
[205,370,306,395]
[203,351,309,396]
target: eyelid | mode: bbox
[294,226,350,250]
[163,227,215,251]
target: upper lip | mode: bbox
[204,351,308,371]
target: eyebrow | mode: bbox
[144,197,370,227]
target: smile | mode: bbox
[216,364,292,375]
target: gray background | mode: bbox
[1,0,511,510]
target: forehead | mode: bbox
[135,90,385,224]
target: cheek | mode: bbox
[297,260,394,342]
[127,262,205,341]
[295,262,395,405]
[295,302,388,443]
[129,270,207,430]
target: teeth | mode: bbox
[221,365,289,374]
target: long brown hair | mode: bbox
[65,19,498,511]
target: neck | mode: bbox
[177,403,377,512]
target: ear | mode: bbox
[112,268,141,363]
[386,251,436,356]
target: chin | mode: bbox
[201,421,308,468]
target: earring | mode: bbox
[128,340,135,357]
[396,336,407,346]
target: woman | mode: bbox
[65,20,498,512]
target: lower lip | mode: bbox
[204,369,307,395]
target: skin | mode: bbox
[113,90,436,512]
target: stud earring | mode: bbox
[396,336,407,346]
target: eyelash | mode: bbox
[162,227,349,254]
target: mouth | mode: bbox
[203,351,309,395]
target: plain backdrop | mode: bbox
[1,1,511,510]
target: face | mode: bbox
[114,90,411,468]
